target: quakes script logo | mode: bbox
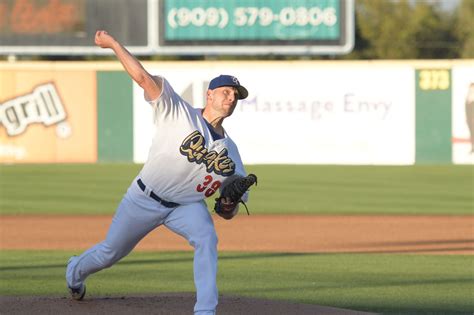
[179,130,235,176]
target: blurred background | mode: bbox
[0,0,473,165]
[0,0,472,60]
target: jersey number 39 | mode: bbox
[196,175,221,197]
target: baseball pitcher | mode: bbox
[65,30,257,315]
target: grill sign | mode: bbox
[0,83,67,136]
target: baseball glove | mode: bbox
[214,174,257,220]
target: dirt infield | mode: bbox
[1,215,473,254]
[0,214,472,314]
[0,294,376,315]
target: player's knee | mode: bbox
[191,229,218,249]
[98,244,128,268]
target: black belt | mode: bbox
[137,179,180,208]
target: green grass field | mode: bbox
[0,250,472,314]
[0,164,472,215]
[0,164,473,314]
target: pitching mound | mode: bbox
[0,293,375,315]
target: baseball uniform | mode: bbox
[66,76,248,315]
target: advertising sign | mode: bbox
[0,0,353,56]
[132,63,415,165]
[0,0,150,55]
[163,0,341,42]
[158,0,354,55]
[0,68,97,163]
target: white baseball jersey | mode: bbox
[138,76,247,205]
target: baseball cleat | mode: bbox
[66,256,86,301]
[68,284,86,301]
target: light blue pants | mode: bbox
[66,181,218,315]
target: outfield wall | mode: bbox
[0,60,473,164]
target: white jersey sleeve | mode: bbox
[137,76,247,205]
[145,75,189,123]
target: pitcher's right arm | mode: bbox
[94,30,161,101]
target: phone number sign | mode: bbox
[160,0,352,50]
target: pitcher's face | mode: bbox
[206,86,239,117]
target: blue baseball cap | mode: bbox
[208,75,248,100]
